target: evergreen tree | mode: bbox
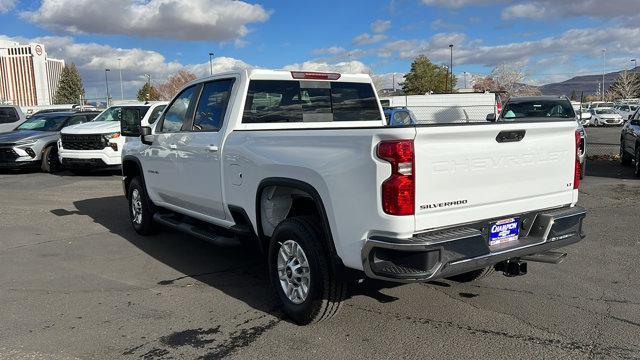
[136,82,162,101]
[401,55,456,95]
[53,63,85,104]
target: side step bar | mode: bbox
[521,251,567,264]
[153,213,243,247]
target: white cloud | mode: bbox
[311,46,346,56]
[0,0,15,13]
[283,60,370,74]
[353,33,387,45]
[502,1,640,20]
[0,35,252,99]
[371,20,391,33]
[22,0,270,41]
[420,0,497,8]
[501,3,546,19]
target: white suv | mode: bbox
[58,102,167,171]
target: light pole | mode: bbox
[601,49,606,101]
[449,44,454,92]
[443,65,449,93]
[632,59,637,70]
[463,71,468,89]
[104,68,111,107]
[118,58,124,100]
[208,52,214,76]
[144,73,151,101]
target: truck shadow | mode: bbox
[585,160,638,180]
[66,195,406,321]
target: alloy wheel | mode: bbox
[276,239,311,304]
[131,188,143,225]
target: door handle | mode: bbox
[207,145,219,152]
[169,144,177,150]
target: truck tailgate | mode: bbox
[413,121,577,232]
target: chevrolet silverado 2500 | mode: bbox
[120,69,586,325]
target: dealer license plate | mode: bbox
[489,217,520,246]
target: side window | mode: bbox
[193,79,235,131]
[66,115,87,126]
[634,109,640,120]
[161,86,196,133]
[148,105,166,124]
[0,107,19,124]
[393,111,410,124]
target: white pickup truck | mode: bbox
[121,69,586,325]
[58,102,167,172]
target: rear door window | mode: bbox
[242,80,381,123]
[0,107,19,124]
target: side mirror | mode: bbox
[486,113,497,122]
[140,126,153,145]
[120,108,142,137]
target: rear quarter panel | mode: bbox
[223,127,416,270]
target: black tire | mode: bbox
[268,216,346,325]
[621,143,633,166]
[447,267,494,283]
[635,147,640,178]
[127,177,157,235]
[40,145,60,173]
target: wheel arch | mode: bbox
[122,155,145,199]
[255,177,339,259]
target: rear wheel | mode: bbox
[268,216,346,325]
[128,177,157,235]
[621,143,633,166]
[40,146,60,173]
[447,267,494,283]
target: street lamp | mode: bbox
[601,49,606,101]
[144,73,151,101]
[449,44,454,92]
[208,52,214,76]
[442,64,449,93]
[104,68,111,107]
[118,58,124,100]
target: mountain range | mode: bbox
[539,67,637,97]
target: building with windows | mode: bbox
[0,40,65,106]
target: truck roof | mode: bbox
[189,69,373,86]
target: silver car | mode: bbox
[0,111,98,172]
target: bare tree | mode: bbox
[606,70,640,100]
[156,69,197,100]
[371,75,386,96]
[489,63,540,96]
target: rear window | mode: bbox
[0,107,19,124]
[501,100,575,120]
[242,80,381,123]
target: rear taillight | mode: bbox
[574,130,581,189]
[377,140,415,215]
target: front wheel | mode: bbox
[635,147,640,178]
[128,177,157,235]
[621,143,633,166]
[40,146,60,173]
[268,216,347,325]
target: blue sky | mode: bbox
[2,0,640,98]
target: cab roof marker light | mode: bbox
[290,71,341,80]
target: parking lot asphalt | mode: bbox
[0,164,639,360]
